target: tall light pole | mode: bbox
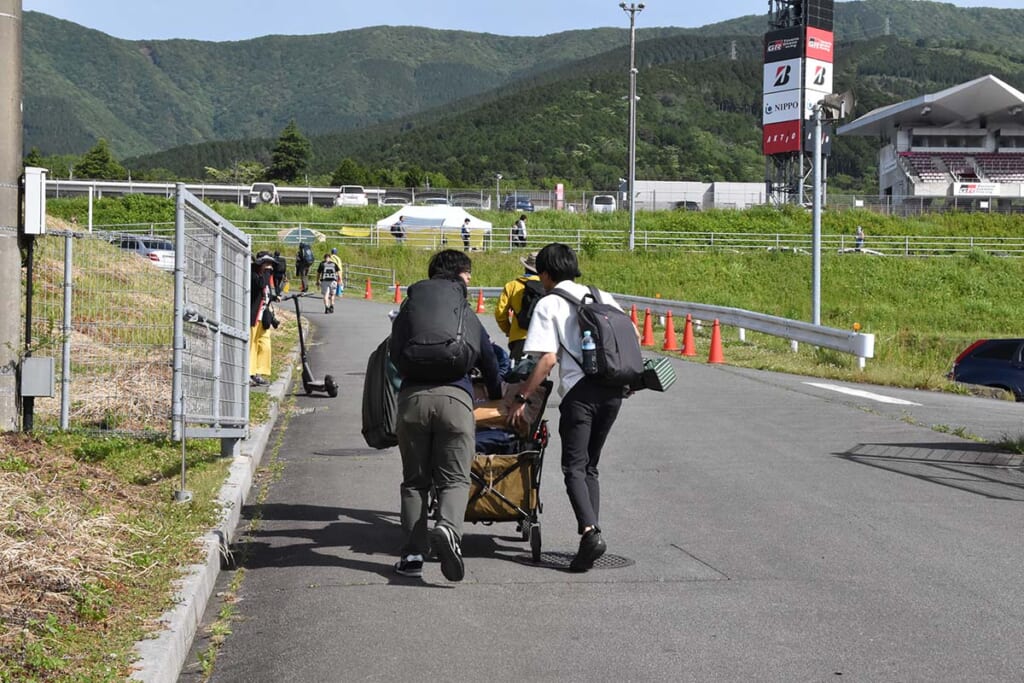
[620,2,643,251]
[495,173,502,210]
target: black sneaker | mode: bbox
[394,554,424,578]
[569,528,606,573]
[428,525,464,581]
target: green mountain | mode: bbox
[23,1,1024,190]
[22,11,688,157]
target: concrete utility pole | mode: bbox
[0,0,23,432]
[620,2,644,251]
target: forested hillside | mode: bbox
[22,12,687,157]
[127,34,1024,192]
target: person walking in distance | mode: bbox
[389,249,503,581]
[855,225,865,251]
[391,215,407,244]
[512,214,528,248]
[506,243,636,572]
[272,250,288,297]
[326,247,345,296]
[461,218,472,251]
[317,251,339,313]
[494,251,543,362]
[295,241,314,292]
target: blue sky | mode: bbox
[21,0,1021,42]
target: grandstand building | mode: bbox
[838,75,1024,210]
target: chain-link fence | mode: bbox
[23,187,249,443]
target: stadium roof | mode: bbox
[837,75,1024,137]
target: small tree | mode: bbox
[265,120,311,183]
[73,139,127,180]
[330,158,369,186]
[24,147,44,168]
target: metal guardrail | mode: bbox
[454,287,875,369]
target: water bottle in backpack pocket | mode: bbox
[581,330,598,375]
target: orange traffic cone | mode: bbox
[393,282,402,304]
[475,289,486,313]
[681,314,696,357]
[708,319,724,364]
[364,278,373,300]
[662,311,679,351]
[630,304,639,327]
[641,308,655,347]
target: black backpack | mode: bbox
[551,286,644,387]
[390,278,482,382]
[362,337,400,449]
[515,277,546,330]
[298,243,314,265]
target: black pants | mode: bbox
[558,378,622,534]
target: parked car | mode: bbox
[248,182,279,206]
[674,200,702,211]
[118,236,175,271]
[420,197,451,206]
[502,195,535,212]
[335,185,368,207]
[591,194,617,213]
[947,338,1024,400]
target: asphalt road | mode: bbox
[179,292,1024,682]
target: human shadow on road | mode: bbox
[233,503,551,577]
[230,503,436,583]
[837,442,1024,501]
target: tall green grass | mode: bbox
[340,245,1024,394]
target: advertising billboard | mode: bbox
[805,27,834,63]
[763,58,803,95]
[764,26,803,63]
[763,90,803,125]
[804,58,832,93]
[763,120,803,155]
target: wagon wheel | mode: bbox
[530,523,541,562]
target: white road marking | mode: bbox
[803,382,922,406]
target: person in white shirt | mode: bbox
[506,242,628,572]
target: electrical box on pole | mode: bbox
[23,166,47,235]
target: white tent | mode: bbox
[375,205,491,233]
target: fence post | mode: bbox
[60,233,73,430]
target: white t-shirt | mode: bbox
[522,280,624,396]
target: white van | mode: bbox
[335,185,369,207]
[591,194,617,213]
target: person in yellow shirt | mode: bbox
[494,251,542,362]
[327,247,344,295]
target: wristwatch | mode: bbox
[514,392,528,404]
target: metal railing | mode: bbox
[82,218,1024,258]
[470,287,875,368]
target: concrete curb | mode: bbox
[130,363,293,682]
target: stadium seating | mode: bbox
[900,152,948,183]
[937,153,979,180]
[973,153,1024,182]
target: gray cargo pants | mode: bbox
[396,384,475,557]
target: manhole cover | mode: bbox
[516,551,634,570]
